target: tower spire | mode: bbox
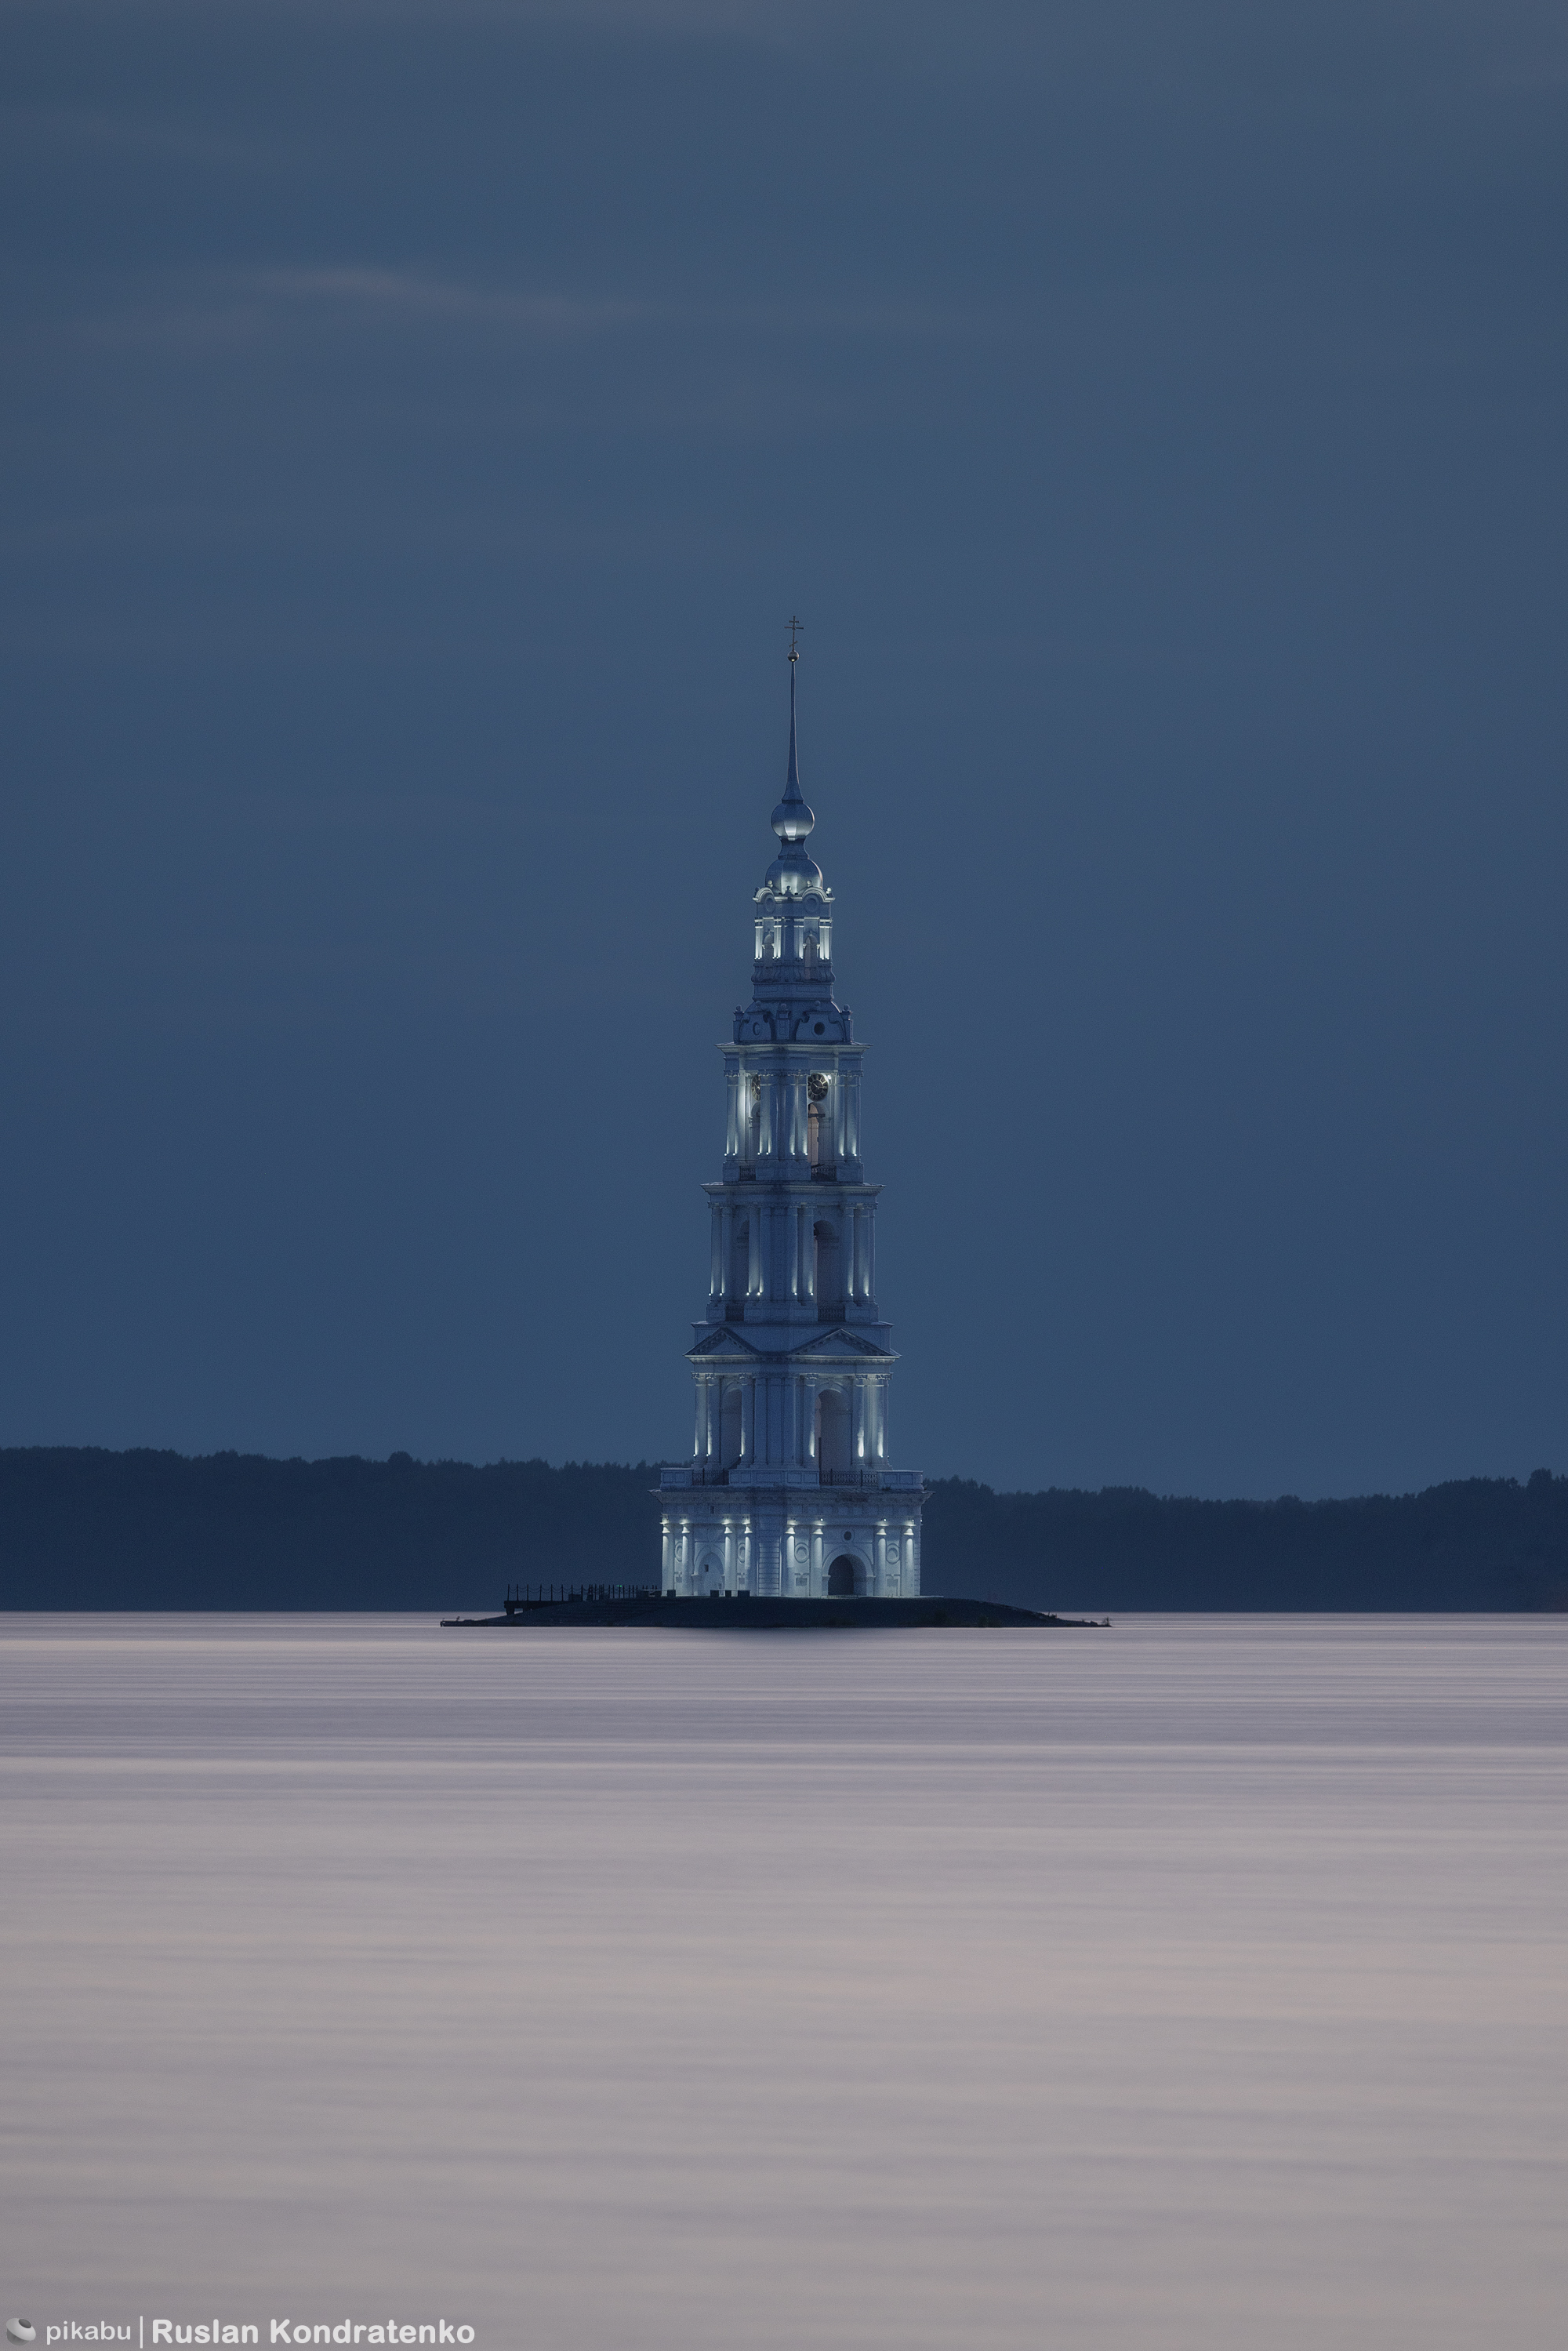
[770,620,815,852]
[784,616,804,806]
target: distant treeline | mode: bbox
[0,1449,657,1612]
[0,1447,1565,1611]
[923,1473,1568,1612]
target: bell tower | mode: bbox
[659,644,924,1599]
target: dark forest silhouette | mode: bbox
[1,1448,1565,1611]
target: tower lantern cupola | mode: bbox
[741,656,848,1049]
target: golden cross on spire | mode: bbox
[786,614,804,662]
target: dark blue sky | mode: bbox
[3,0,1566,1495]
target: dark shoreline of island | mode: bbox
[440,1594,1105,1630]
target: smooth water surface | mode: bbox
[2,1615,1564,2351]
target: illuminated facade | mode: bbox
[659,654,923,1597]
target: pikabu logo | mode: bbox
[8,2327,38,2345]
[29,2335,129,2346]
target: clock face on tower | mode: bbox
[808,1073,829,1101]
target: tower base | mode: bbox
[658,1470,923,1598]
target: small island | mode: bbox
[441,1590,1106,1630]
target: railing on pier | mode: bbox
[503,1582,662,1614]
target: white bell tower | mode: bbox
[659,642,924,1598]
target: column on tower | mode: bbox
[784,1064,810,1172]
[840,1059,863,1172]
[755,1067,779,1173]
[741,1070,757,1171]
[724,1060,742,1172]
[719,1202,735,1309]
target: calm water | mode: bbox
[2,1614,1564,2351]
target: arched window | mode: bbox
[816,1388,851,1478]
[813,1219,841,1315]
[720,1385,743,1468]
[731,1218,750,1303]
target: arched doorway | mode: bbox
[827,1555,858,1597]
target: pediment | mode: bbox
[688,1325,764,1357]
[790,1326,888,1358]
